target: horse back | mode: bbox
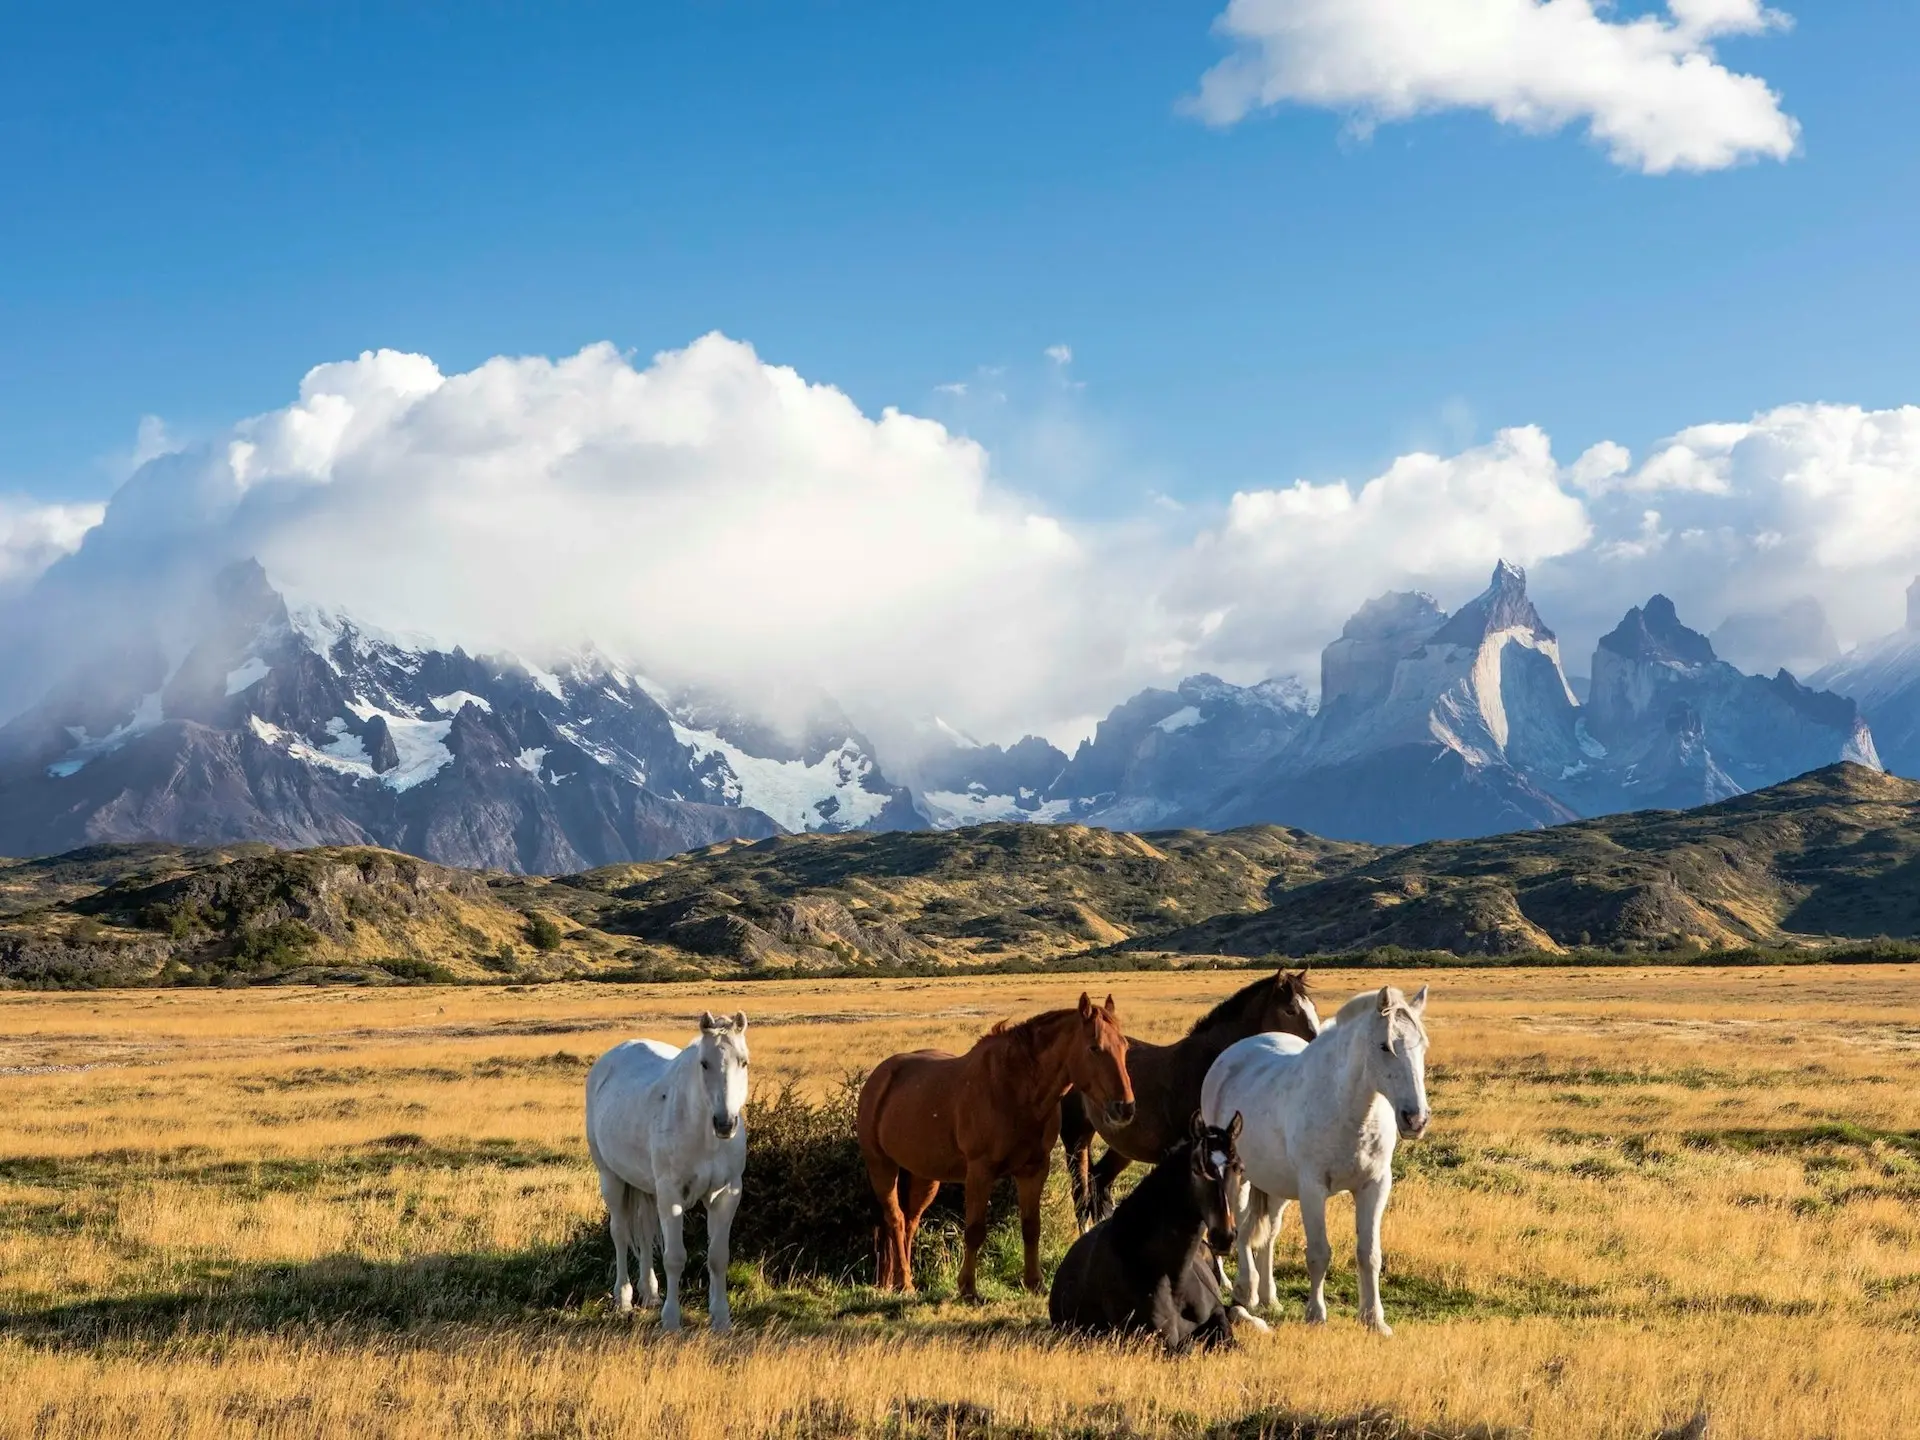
[858,1048,975,1182]
[585,1038,683,1187]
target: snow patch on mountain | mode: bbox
[431,691,491,715]
[1154,706,1202,734]
[671,722,891,832]
[922,787,1075,829]
[224,658,270,695]
[249,706,454,793]
[933,717,980,749]
[47,691,166,778]
[515,746,549,778]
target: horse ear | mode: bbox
[1228,1111,1244,1142]
[731,1010,748,1032]
[1408,985,1428,1016]
[1377,987,1394,1017]
[1103,994,1117,1018]
[1189,1110,1208,1143]
[1078,992,1096,1020]
[700,1011,719,1031]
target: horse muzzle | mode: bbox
[1398,1109,1430,1140]
[1207,1226,1236,1255]
[1104,1100,1136,1127]
[713,1115,740,1140]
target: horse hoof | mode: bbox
[1229,1305,1271,1334]
[1364,1317,1393,1337]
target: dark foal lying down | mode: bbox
[1049,1112,1258,1353]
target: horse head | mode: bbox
[1188,1109,1244,1255]
[1366,985,1431,1140]
[1258,967,1321,1043]
[1070,992,1135,1129]
[697,1011,750,1140]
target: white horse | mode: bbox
[1201,985,1430,1336]
[585,1011,749,1333]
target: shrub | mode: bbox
[673,1074,1014,1284]
[232,919,320,970]
[524,911,564,952]
[373,956,456,984]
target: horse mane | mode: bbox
[983,1008,1078,1053]
[1334,986,1427,1039]
[1183,970,1307,1039]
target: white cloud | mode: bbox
[35,337,1131,740]
[1190,0,1799,174]
[1588,403,1920,645]
[18,335,1920,742]
[1166,426,1595,677]
[1045,344,1074,366]
[0,499,106,592]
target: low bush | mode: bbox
[657,1074,1018,1285]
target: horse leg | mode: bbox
[597,1168,636,1313]
[1059,1094,1095,1232]
[1089,1148,1131,1224]
[1014,1168,1048,1293]
[863,1151,908,1291]
[957,1165,994,1302]
[629,1186,662,1308]
[1256,1197,1289,1311]
[1228,1182,1263,1309]
[656,1195,688,1333]
[900,1173,940,1283]
[1354,1175,1393,1336]
[1298,1186,1332,1326]
[706,1181,741,1335]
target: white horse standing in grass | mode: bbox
[1201,985,1430,1336]
[585,1011,749,1333]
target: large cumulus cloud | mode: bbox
[10,336,1920,742]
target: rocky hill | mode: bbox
[0,822,1373,986]
[10,765,1920,984]
[1137,763,1920,958]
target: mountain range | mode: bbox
[0,557,1914,870]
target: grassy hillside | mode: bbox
[7,764,1920,986]
[0,823,1371,986]
[1142,763,1920,958]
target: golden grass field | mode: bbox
[4,965,1920,1437]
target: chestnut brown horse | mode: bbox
[857,992,1135,1299]
[1060,968,1318,1228]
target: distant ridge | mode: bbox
[6,765,1920,986]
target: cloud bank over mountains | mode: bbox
[7,334,1920,745]
[1191,0,1799,174]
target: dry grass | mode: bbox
[4,965,1920,1437]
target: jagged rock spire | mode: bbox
[1597,595,1717,667]
[1429,560,1554,647]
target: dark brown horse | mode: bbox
[1061,968,1317,1228]
[857,993,1135,1299]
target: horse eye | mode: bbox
[1380,1044,1393,1055]
[702,1060,711,1070]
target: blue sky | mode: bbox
[4,1,1916,513]
[6,3,1920,739]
